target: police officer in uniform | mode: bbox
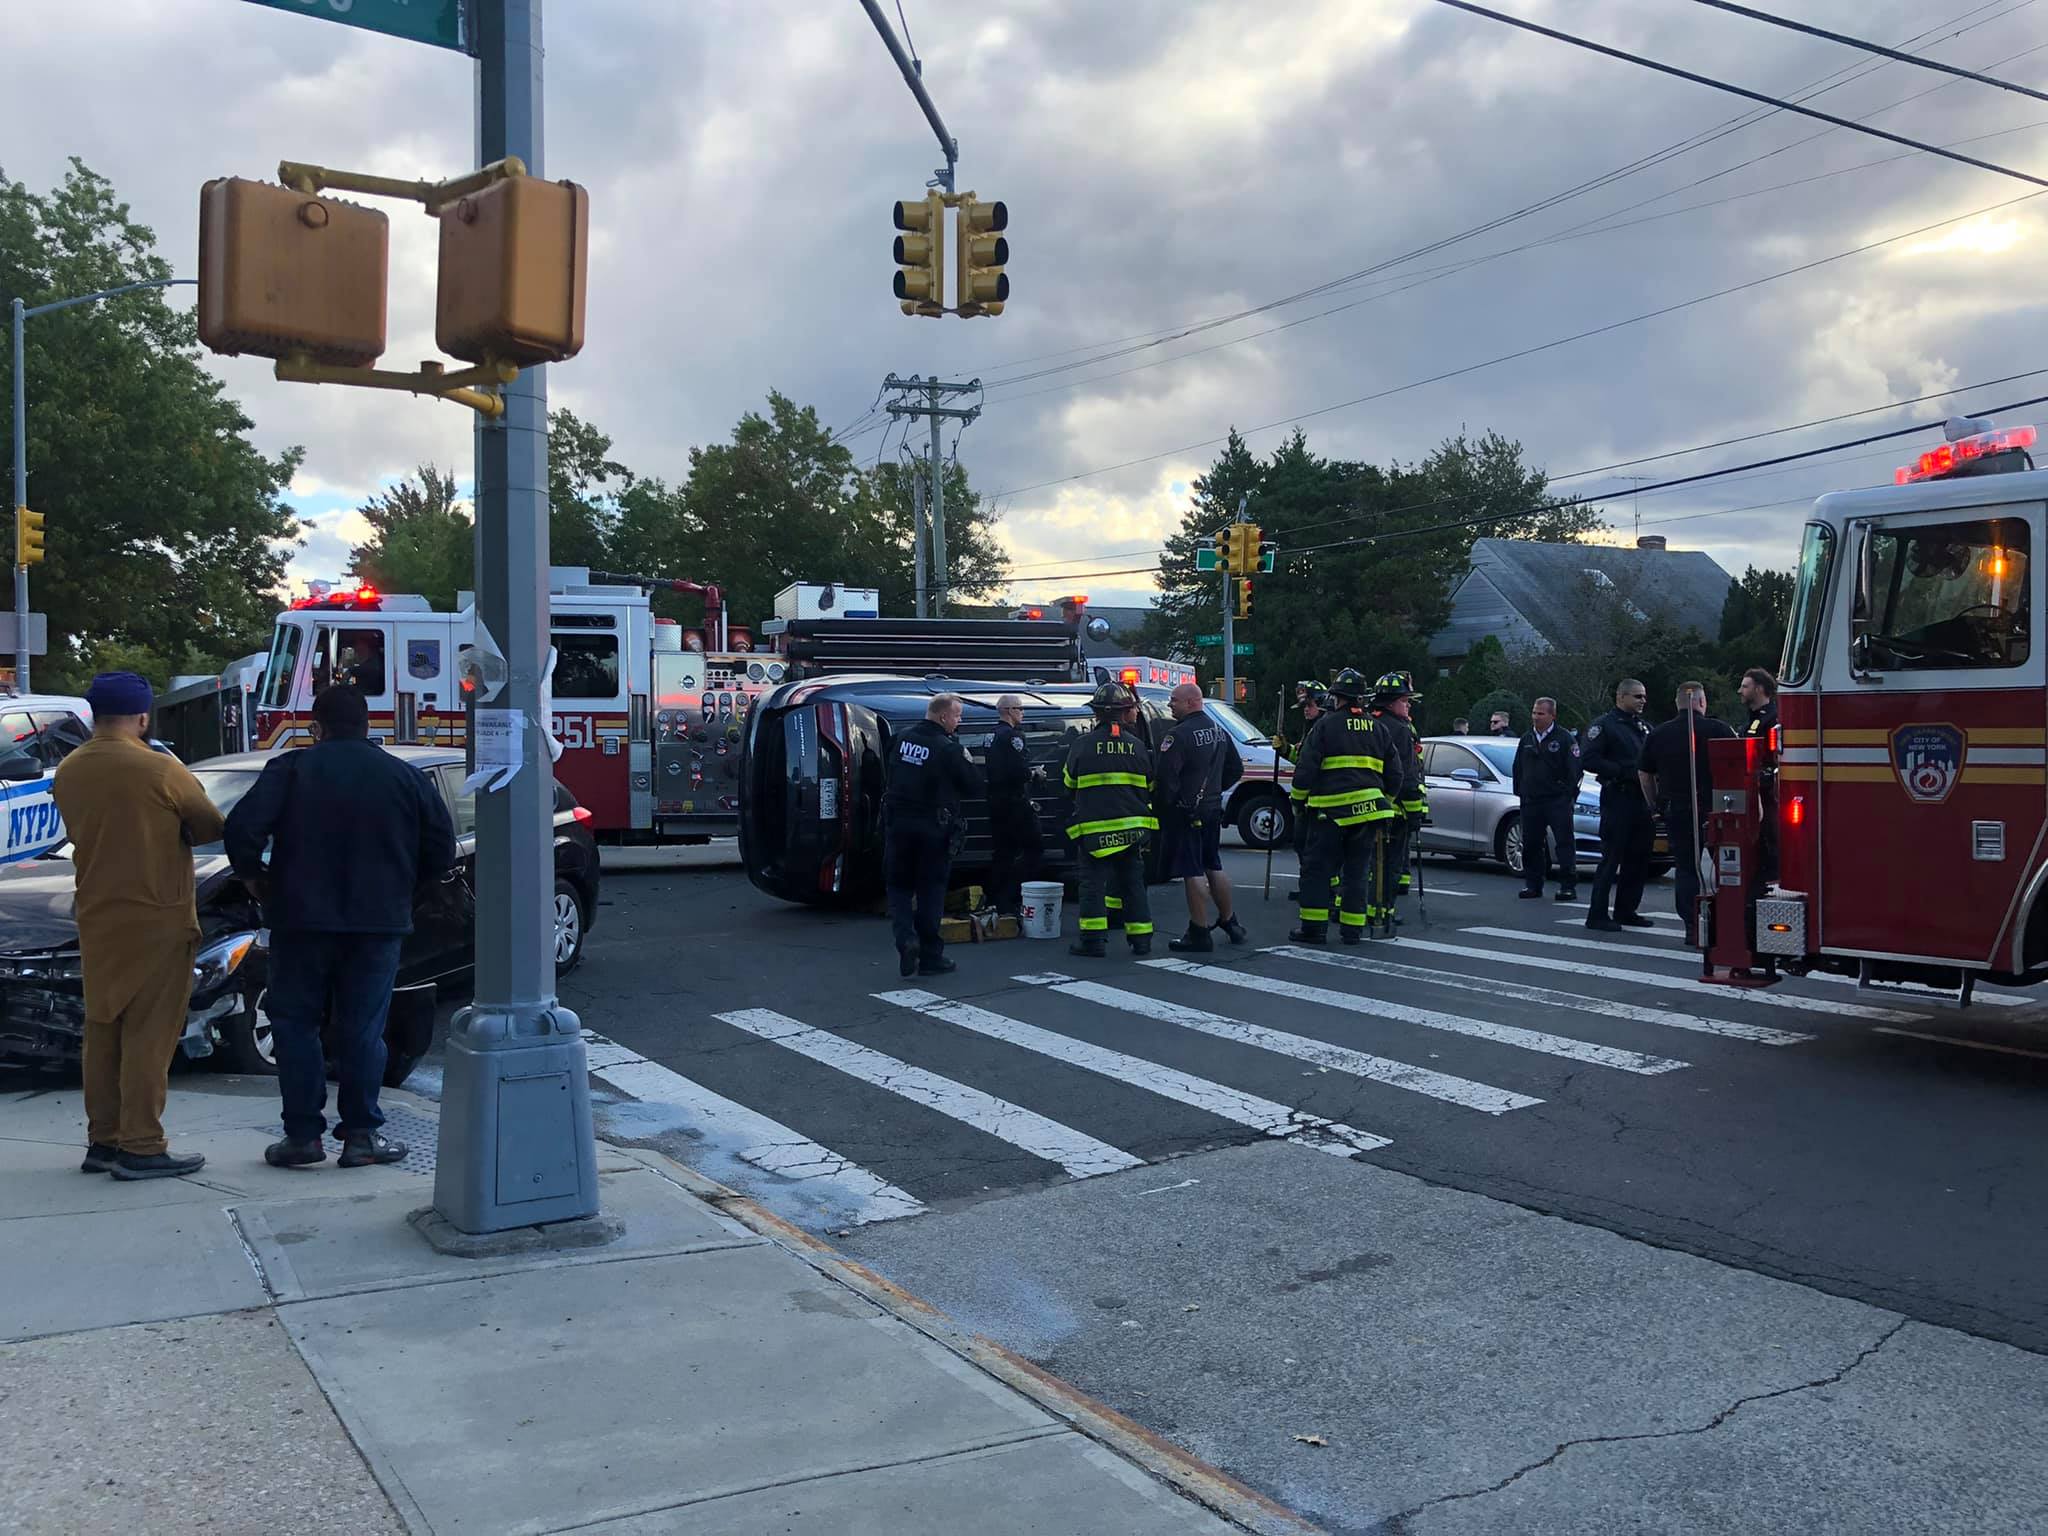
[1370,672,1427,919]
[1512,695,1580,901]
[1288,668,1398,945]
[1640,681,1738,944]
[1581,677,1656,933]
[883,692,980,976]
[985,694,1041,917]
[1740,666,1780,883]
[1064,681,1158,958]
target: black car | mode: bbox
[0,746,600,1086]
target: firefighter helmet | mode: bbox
[1089,680,1138,716]
[1325,667,1371,702]
[1294,678,1321,697]
[1373,669,1418,702]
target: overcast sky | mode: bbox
[8,0,2048,615]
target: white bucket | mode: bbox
[1019,881,1064,940]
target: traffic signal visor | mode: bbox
[14,507,45,568]
[894,193,945,316]
[436,176,590,366]
[956,194,1009,317]
[199,177,389,367]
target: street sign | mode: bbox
[1195,548,1221,572]
[241,0,469,53]
[1258,549,1276,573]
[0,612,47,656]
[1233,642,1255,656]
[1196,632,1222,646]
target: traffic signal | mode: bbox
[198,177,389,366]
[437,176,590,365]
[894,193,945,317]
[13,508,45,568]
[1256,537,1277,574]
[1225,523,1261,575]
[1236,577,1253,620]
[956,194,1009,317]
[1212,527,1232,571]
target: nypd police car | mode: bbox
[0,694,92,866]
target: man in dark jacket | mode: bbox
[1740,666,1780,882]
[1064,681,1157,958]
[1288,669,1399,945]
[225,686,456,1169]
[985,694,1041,918]
[1581,677,1655,933]
[1157,683,1245,953]
[1641,682,1740,943]
[883,692,981,977]
[1511,695,1580,902]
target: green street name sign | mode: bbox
[1196,633,1223,647]
[242,0,469,53]
[1233,642,1255,656]
[1195,548,1221,572]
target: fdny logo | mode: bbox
[1891,723,1966,805]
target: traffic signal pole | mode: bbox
[430,0,602,1240]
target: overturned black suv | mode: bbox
[0,746,600,1085]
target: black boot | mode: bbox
[896,942,917,978]
[1287,924,1328,946]
[1128,934,1153,957]
[1339,925,1364,945]
[265,1136,326,1168]
[1214,914,1247,945]
[1168,924,1214,953]
[1069,936,1107,958]
[917,953,958,976]
[338,1132,408,1169]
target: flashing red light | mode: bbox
[570,805,594,826]
[1894,425,2037,484]
[1787,794,1806,828]
[355,585,377,604]
[1768,723,1781,755]
[1119,667,1140,686]
[1023,607,1044,620]
[458,674,478,697]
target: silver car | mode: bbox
[1417,734,1670,878]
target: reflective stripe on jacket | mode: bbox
[1288,707,1396,825]
[1063,722,1157,857]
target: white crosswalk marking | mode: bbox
[1140,959,1687,1074]
[580,1030,927,1226]
[713,1009,1142,1178]
[874,989,1392,1156]
[1547,923,2031,1008]
[1437,930,1922,1022]
[1012,973,1542,1114]
[1560,918,1684,940]
[1265,946,1810,1046]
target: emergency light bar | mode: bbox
[1894,425,2037,484]
[288,585,382,611]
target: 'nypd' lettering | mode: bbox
[898,741,930,765]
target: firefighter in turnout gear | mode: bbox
[1371,671,1427,919]
[1288,669,1399,945]
[1063,681,1158,958]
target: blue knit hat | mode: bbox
[85,671,153,717]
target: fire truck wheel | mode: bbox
[554,878,588,975]
[212,988,279,1077]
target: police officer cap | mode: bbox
[1089,679,1137,714]
[1325,667,1370,702]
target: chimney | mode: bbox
[1636,535,1667,552]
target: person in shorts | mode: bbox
[1158,683,1245,952]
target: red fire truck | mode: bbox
[249,568,789,843]
[1701,417,2048,1004]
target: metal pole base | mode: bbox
[431,1002,601,1235]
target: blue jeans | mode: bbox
[266,932,404,1142]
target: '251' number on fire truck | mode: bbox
[552,715,596,751]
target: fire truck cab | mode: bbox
[1712,418,2048,1000]
[251,571,787,843]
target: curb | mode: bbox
[618,1145,1326,1536]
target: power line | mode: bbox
[986,183,2045,501]
[1430,0,2048,189]
[1686,0,2048,106]
[967,0,2022,386]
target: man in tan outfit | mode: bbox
[51,672,224,1179]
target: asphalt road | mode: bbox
[529,839,2048,1532]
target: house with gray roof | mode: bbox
[1430,535,1733,666]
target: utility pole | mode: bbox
[910,454,928,618]
[882,373,979,615]
[430,0,602,1241]
[1622,475,1651,543]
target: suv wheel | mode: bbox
[212,989,279,1076]
[1235,793,1292,850]
[554,878,588,974]
[1499,814,1525,877]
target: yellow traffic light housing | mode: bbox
[437,176,589,366]
[1236,577,1253,620]
[1212,528,1232,571]
[198,177,389,367]
[1223,523,1261,574]
[14,507,45,568]
[894,193,945,317]
[956,194,1009,318]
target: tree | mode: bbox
[548,408,629,571]
[347,465,471,609]
[0,159,301,690]
[1717,564,1794,684]
[855,455,1008,615]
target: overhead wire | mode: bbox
[1685,0,2048,105]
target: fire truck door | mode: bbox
[312,622,396,742]
[391,623,452,746]
[1819,504,2044,964]
[550,624,630,832]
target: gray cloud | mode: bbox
[8,0,2046,609]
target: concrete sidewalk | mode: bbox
[0,1075,1297,1535]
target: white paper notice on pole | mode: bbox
[464,708,525,794]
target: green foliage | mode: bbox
[1,159,301,692]
[347,465,471,609]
